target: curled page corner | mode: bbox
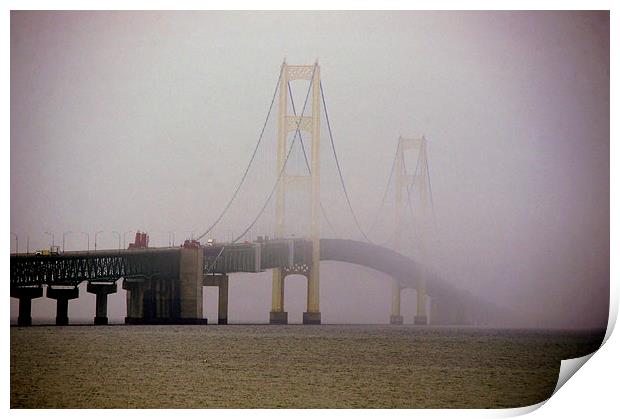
[508,352,599,417]
[552,352,595,396]
[499,400,546,417]
[550,307,618,396]
[527,310,616,414]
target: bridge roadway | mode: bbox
[10,238,496,327]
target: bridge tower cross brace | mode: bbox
[270,60,322,325]
[391,136,429,325]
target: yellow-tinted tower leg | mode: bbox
[390,278,403,324]
[270,267,287,324]
[414,280,428,325]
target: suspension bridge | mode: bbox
[10,61,500,327]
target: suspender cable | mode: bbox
[366,140,399,237]
[320,81,371,243]
[232,65,317,243]
[204,245,227,275]
[405,146,422,228]
[425,147,438,231]
[404,141,438,233]
[287,81,339,238]
[196,65,284,242]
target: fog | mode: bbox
[10,11,609,328]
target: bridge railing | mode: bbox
[11,239,315,286]
[204,243,262,274]
[10,250,180,288]
[203,239,313,274]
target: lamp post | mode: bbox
[44,231,55,248]
[81,232,90,252]
[112,231,121,250]
[123,230,134,249]
[10,232,17,254]
[62,231,72,252]
[168,231,175,247]
[94,231,104,251]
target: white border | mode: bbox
[4,2,616,418]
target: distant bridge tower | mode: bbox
[391,136,429,325]
[270,60,322,324]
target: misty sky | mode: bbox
[10,11,609,328]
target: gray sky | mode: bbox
[10,11,609,327]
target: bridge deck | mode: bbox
[10,238,460,300]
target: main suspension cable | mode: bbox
[320,81,371,243]
[232,65,317,243]
[196,65,284,242]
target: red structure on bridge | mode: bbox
[128,231,149,249]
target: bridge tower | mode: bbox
[270,60,322,325]
[391,136,429,325]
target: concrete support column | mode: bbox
[142,278,156,321]
[218,274,229,325]
[155,278,172,319]
[154,279,162,319]
[87,282,117,325]
[452,301,468,326]
[124,276,181,325]
[430,298,442,325]
[123,279,145,324]
[11,287,43,327]
[47,286,79,326]
[414,281,428,325]
[179,248,207,324]
[269,268,287,324]
[390,279,403,324]
[428,298,468,325]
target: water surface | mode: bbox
[10,325,604,408]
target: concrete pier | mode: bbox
[47,286,79,326]
[178,247,206,324]
[153,277,174,320]
[122,248,207,325]
[11,286,43,327]
[124,275,203,325]
[269,310,288,324]
[414,315,428,325]
[87,282,117,325]
[123,278,145,324]
[146,277,178,324]
[429,298,468,325]
[143,279,156,320]
[302,311,321,324]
